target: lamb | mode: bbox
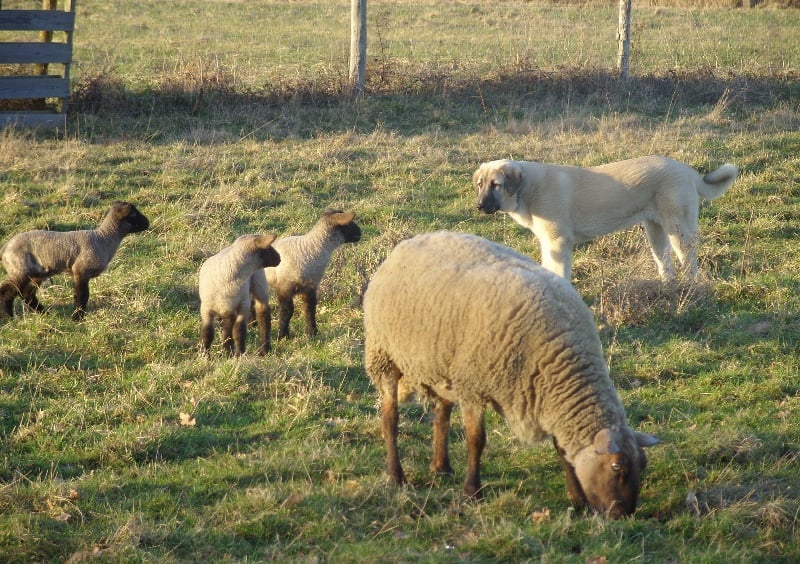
[263,209,361,339]
[0,201,150,321]
[363,231,659,518]
[199,234,281,356]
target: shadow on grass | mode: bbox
[66,63,800,141]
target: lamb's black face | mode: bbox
[116,202,150,233]
[339,221,362,244]
[259,246,281,268]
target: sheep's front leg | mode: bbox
[553,437,589,508]
[0,280,18,317]
[462,402,486,498]
[277,294,294,339]
[299,288,318,337]
[71,273,91,321]
[430,399,454,475]
[380,363,406,486]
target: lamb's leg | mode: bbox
[380,362,406,485]
[221,315,235,356]
[277,294,294,339]
[299,288,318,337]
[200,313,215,353]
[553,437,589,508]
[233,313,247,356]
[253,299,271,355]
[430,399,454,475]
[462,402,486,498]
[21,278,45,313]
[71,273,91,321]
[1,279,21,317]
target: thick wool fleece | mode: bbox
[363,231,628,462]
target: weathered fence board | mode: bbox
[0,2,76,129]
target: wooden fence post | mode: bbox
[617,0,632,80]
[349,0,366,96]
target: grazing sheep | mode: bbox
[263,209,361,339]
[0,201,150,321]
[363,231,658,518]
[199,234,281,356]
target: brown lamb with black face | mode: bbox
[198,234,281,357]
[0,201,150,321]
[261,209,361,339]
[363,231,659,519]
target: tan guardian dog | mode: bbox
[474,155,738,281]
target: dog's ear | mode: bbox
[500,162,523,195]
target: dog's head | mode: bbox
[474,160,524,214]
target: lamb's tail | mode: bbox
[698,163,739,200]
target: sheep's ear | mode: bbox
[635,431,659,448]
[593,428,622,455]
[334,211,355,225]
[113,201,132,217]
[500,162,523,195]
[260,233,277,247]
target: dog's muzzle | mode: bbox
[476,197,499,214]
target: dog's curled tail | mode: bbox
[698,163,739,200]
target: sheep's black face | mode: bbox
[115,202,150,233]
[259,246,281,268]
[339,221,362,244]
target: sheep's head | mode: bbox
[245,234,281,268]
[112,201,150,234]
[474,160,523,215]
[323,209,361,244]
[571,428,659,519]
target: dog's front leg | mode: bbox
[539,235,573,281]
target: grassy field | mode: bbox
[1,0,799,561]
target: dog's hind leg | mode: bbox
[643,220,675,281]
[667,222,699,280]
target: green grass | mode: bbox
[2,0,800,561]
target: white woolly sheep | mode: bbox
[0,201,150,321]
[199,234,281,356]
[363,231,658,518]
[263,208,361,339]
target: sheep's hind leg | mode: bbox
[462,402,486,498]
[200,313,215,354]
[277,295,294,339]
[221,316,236,356]
[299,288,318,337]
[430,399,454,475]
[253,299,271,355]
[71,273,91,321]
[232,313,248,356]
[380,362,406,486]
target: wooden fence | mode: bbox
[0,0,76,128]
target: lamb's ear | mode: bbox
[499,162,523,195]
[260,233,277,247]
[113,201,132,218]
[334,211,355,225]
[593,428,622,455]
[635,431,659,448]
